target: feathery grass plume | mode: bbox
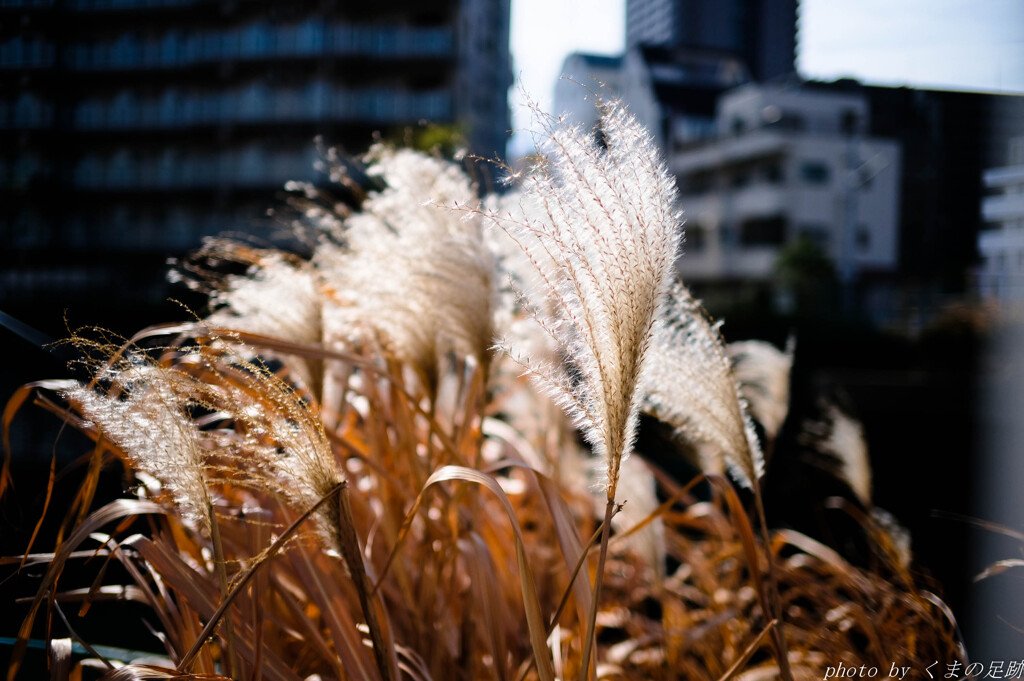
[481,98,680,499]
[207,253,322,348]
[870,507,912,569]
[478,97,680,680]
[484,189,557,360]
[317,145,497,392]
[206,252,326,394]
[801,399,872,505]
[642,283,764,488]
[199,350,345,549]
[64,361,213,533]
[67,333,346,551]
[728,339,794,445]
[484,188,596,487]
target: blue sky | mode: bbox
[508,0,1024,156]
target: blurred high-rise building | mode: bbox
[559,0,795,165]
[0,0,511,326]
[626,0,797,81]
[977,136,1024,310]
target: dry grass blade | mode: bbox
[335,483,398,681]
[706,476,769,625]
[20,442,58,569]
[973,558,1024,581]
[707,475,792,681]
[462,533,512,681]
[394,465,557,681]
[175,482,345,673]
[98,665,230,680]
[2,380,79,501]
[136,538,304,681]
[51,596,116,672]
[6,499,165,681]
[714,620,777,681]
[931,510,1024,543]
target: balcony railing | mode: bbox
[71,146,324,191]
[0,37,55,68]
[67,87,450,130]
[0,0,55,7]
[64,23,453,71]
[982,193,1024,223]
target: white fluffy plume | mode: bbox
[642,285,764,488]
[65,363,213,531]
[482,99,681,499]
[317,146,497,389]
[67,344,345,548]
[728,339,794,444]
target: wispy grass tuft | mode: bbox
[479,98,680,500]
[643,283,764,488]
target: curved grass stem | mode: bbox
[336,483,396,681]
[577,497,615,681]
[207,504,238,681]
[752,484,793,681]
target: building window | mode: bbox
[800,161,830,185]
[778,112,805,131]
[841,109,860,135]
[730,168,751,189]
[763,161,783,184]
[739,216,786,246]
[856,227,871,251]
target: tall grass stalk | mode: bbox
[477,97,680,680]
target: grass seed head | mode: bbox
[482,97,681,500]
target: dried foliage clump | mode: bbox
[3,99,965,681]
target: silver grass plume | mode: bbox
[871,507,911,569]
[728,339,794,444]
[318,146,497,390]
[207,253,324,392]
[206,353,344,550]
[208,254,322,347]
[643,284,764,488]
[484,188,558,363]
[484,189,586,478]
[481,99,680,499]
[65,362,213,532]
[68,343,345,550]
[801,400,872,505]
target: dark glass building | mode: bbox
[0,0,511,466]
[1,0,511,330]
[626,0,797,81]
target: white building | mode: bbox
[977,138,1024,310]
[555,47,748,154]
[671,82,901,288]
[553,53,623,131]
